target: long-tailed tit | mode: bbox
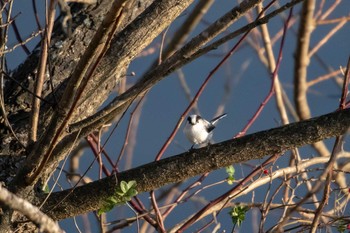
[184,113,227,149]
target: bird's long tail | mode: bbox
[210,113,227,125]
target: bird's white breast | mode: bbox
[184,123,211,144]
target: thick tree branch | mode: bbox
[41,108,350,220]
[25,0,128,187]
[9,0,195,197]
[68,0,303,133]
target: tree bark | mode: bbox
[41,108,350,220]
[2,0,337,231]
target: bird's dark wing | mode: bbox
[206,124,215,133]
[199,119,214,133]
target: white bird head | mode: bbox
[187,115,201,125]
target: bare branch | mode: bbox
[294,0,330,158]
[0,184,64,233]
[294,0,315,120]
[41,108,350,220]
[68,0,265,133]
[30,0,56,143]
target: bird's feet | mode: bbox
[188,144,195,152]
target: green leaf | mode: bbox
[226,165,235,184]
[226,165,235,176]
[127,180,137,189]
[227,177,235,185]
[42,185,50,193]
[120,180,129,193]
[98,199,116,215]
[116,190,125,196]
[98,180,138,215]
[127,189,138,197]
[336,221,346,233]
[229,206,249,227]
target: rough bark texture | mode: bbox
[1,0,194,231]
[41,108,350,220]
[1,0,341,231]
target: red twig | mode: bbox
[154,0,278,162]
[177,5,293,231]
[163,173,209,218]
[90,134,115,170]
[86,135,111,176]
[151,191,166,232]
[177,153,280,232]
[114,94,147,170]
[26,1,127,184]
[234,3,291,139]
[309,60,350,230]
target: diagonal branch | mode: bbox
[0,185,63,233]
[68,0,265,133]
[10,0,196,196]
[22,0,129,188]
[68,0,303,134]
[29,0,56,143]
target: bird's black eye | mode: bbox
[187,116,191,123]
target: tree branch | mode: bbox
[41,108,350,220]
[9,0,196,197]
[0,185,63,233]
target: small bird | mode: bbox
[184,113,227,149]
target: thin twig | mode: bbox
[177,5,292,231]
[161,0,215,60]
[276,60,350,229]
[90,134,115,170]
[154,0,277,161]
[29,0,56,143]
[307,69,343,87]
[25,0,128,185]
[235,2,290,138]
[163,173,209,218]
[150,191,166,232]
[1,71,52,104]
[0,11,20,28]
[32,0,43,34]
[39,130,82,210]
[68,0,267,133]
[115,94,147,170]
[309,18,347,57]
[0,1,26,149]
[258,3,289,125]
[176,69,200,115]
[3,6,30,55]
[0,30,43,55]
[0,185,64,233]
[86,135,111,177]
[318,0,341,21]
[317,16,350,25]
